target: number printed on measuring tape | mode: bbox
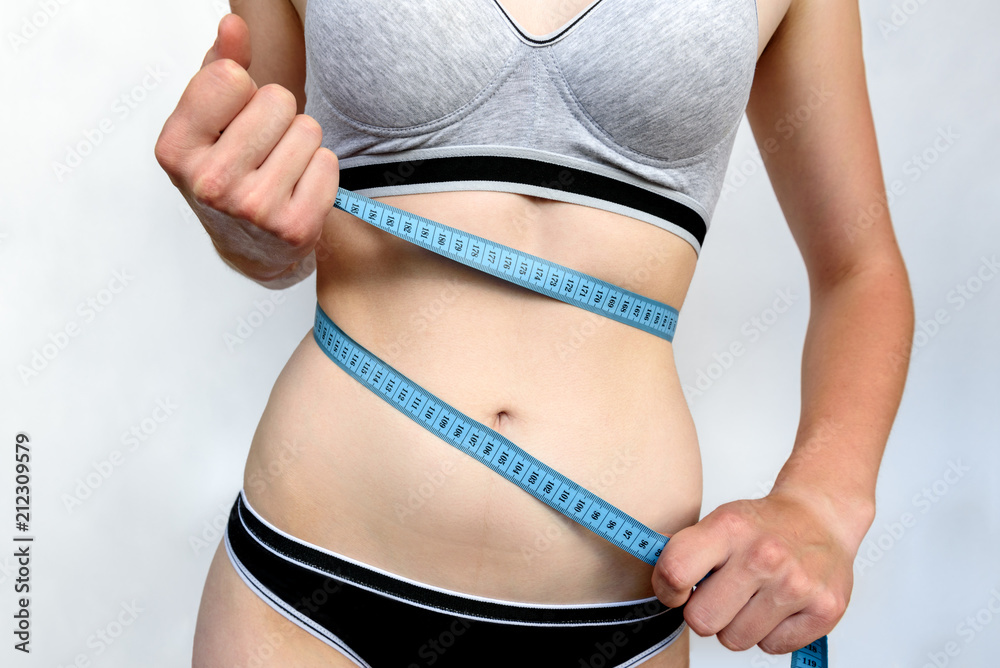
[790,636,828,667]
[333,189,679,342]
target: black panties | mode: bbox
[225,491,686,667]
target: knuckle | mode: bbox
[207,58,251,92]
[714,505,750,537]
[759,638,789,655]
[717,628,752,652]
[190,169,231,209]
[233,187,271,225]
[258,84,298,118]
[153,141,180,177]
[280,219,320,250]
[812,590,846,625]
[656,558,689,593]
[319,146,339,168]
[746,536,789,575]
[154,121,194,177]
[293,114,323,142]
[316,148,341,186]
[780,571,813,603]
[153,135,178,172]
[682,605,716,638]
[270,207,318,249]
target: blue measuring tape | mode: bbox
[333,188,679,341]
[318,188,829,666]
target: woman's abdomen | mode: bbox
[242,191,703,604]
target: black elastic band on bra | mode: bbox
[338,155,708,247]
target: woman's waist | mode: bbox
[243,324,702,603]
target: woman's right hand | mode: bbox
[154,14,339,288]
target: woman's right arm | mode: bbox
[154,10,339,289]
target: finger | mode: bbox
[716,556,835,651]
[210,84,298,177]
[680,567,760,642]
[255,114,326,204]
[202,13,252,70]
[249,139,338,250]
[652,522,733,609]
[160,58,257,157]
[755,585,844,655]
[287,147,340,228]
[757,608,834,656]
[713,590,795,651]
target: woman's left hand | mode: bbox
[651,489,861,654]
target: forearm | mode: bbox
[771,258,914,547]
[217,244,316,290]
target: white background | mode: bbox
[1,0,997,666]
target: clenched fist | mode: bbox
[154,13,338,288]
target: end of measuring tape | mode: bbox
[791,635,828,667]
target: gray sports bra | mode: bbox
[304,0,759,253]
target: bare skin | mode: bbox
[153,0,913,666]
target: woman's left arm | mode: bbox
[652,0,914,654]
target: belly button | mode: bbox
[493,410,513,431]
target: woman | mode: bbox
[155,1,913,665]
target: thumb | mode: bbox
[652,522,729,608]
[202,13,252,70]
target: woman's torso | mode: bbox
[243,0,786,605]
